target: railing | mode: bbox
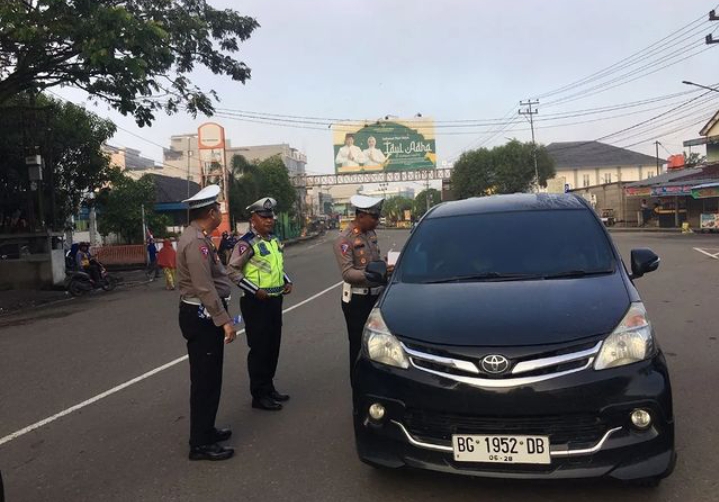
[90,245,146,265]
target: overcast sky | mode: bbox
[57,0,719,176]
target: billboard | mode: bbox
[333,119,436,174]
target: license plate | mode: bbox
[452,434,551,464]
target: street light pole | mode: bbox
[682,80,719,93]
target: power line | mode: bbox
[536,10,710,99]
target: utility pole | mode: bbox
[186,149,193,225]
[655,141,660,174]
[706,9,719,44]
[519,99,540,192]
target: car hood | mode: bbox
[381,274,630,347]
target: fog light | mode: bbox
[630,409,652,429]
[369,403,386,421]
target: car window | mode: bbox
[398,210,615,284]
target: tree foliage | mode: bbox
[413,188,441,218]
[0,0,259,126]
[684,152,706,167]
[382,196,413,223]
[451,140,556,199]
[228,154,296,221]
[97,170,168,244]
[0,93,116,229]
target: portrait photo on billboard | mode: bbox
[333,119,436,174]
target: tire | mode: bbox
[102,276,117,291]
[68,280,86,297]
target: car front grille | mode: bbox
[403,409,607,446]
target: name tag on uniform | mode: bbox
[258,242,270,256]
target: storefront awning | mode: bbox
[691,182,719,199]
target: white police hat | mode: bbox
[182,184,221,209]
[351,195,384,214]
[247,197,277,216]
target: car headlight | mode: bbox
[362,308,409,369]
[594,302,656,370]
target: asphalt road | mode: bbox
[0,230,718,502]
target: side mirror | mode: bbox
[365,260,388,285]
[630,248,660,279]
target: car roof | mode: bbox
[426,193,589,219]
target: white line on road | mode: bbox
[693,247,719,260]
[0,281,343,448]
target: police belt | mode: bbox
[349,285,383,296]
[181,296,231,306]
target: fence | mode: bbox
[90,245,146,265]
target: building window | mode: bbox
[582,174,590,187]
[604,173,612,184]
[646,171,655,179]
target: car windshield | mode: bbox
[398,210,615,284]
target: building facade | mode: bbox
[546,141,663,191]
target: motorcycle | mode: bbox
[65,259,118,297]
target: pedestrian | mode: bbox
[147,238,159,280]
[219,231,230,265]
[228,197,293,411]
[640,199,652,227]
[333,195,393,374]
[157,238,177,290]
[177,185,237,461]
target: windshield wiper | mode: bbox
[422,272,541,284]
[542,269,614,279]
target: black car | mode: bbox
[353,193,674,486]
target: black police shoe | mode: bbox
[212,428,232,442]
[269,390,290,402]
[189,443,234,461]
[252,396,283,411]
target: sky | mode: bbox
[56,0,719,180]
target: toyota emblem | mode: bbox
[481,355,510,374]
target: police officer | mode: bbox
[177,185,236,461]
[228,197,293,411]
[333,195,392,372]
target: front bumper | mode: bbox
[352,355,675,480]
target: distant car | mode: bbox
[354,193,674,486]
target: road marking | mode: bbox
[0,281,343,448]
[693,247,719,260]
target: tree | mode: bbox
[0,93,116,229]
[684,152,706,167]
[0,1,259,126]
[451,140,556,199]
[97,170,168,244]
[228,154,296,222]
[228,155,260,221]
[256,156,297,216]
[382,196,413,224]
[413,188,441,218]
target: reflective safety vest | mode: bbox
[243,236,285,295]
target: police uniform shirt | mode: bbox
[177,222,232,326]
[333,221,381,287]
[227,230,291,295]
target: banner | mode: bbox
[333,119,436,174]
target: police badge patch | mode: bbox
[200,246,209,258]
[340,243,350,255]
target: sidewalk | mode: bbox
[0,288,72,315]
[608,226,682,233]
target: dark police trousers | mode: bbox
[240,294,283,398]
[341,293,380,373]
[179,302,225,447]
